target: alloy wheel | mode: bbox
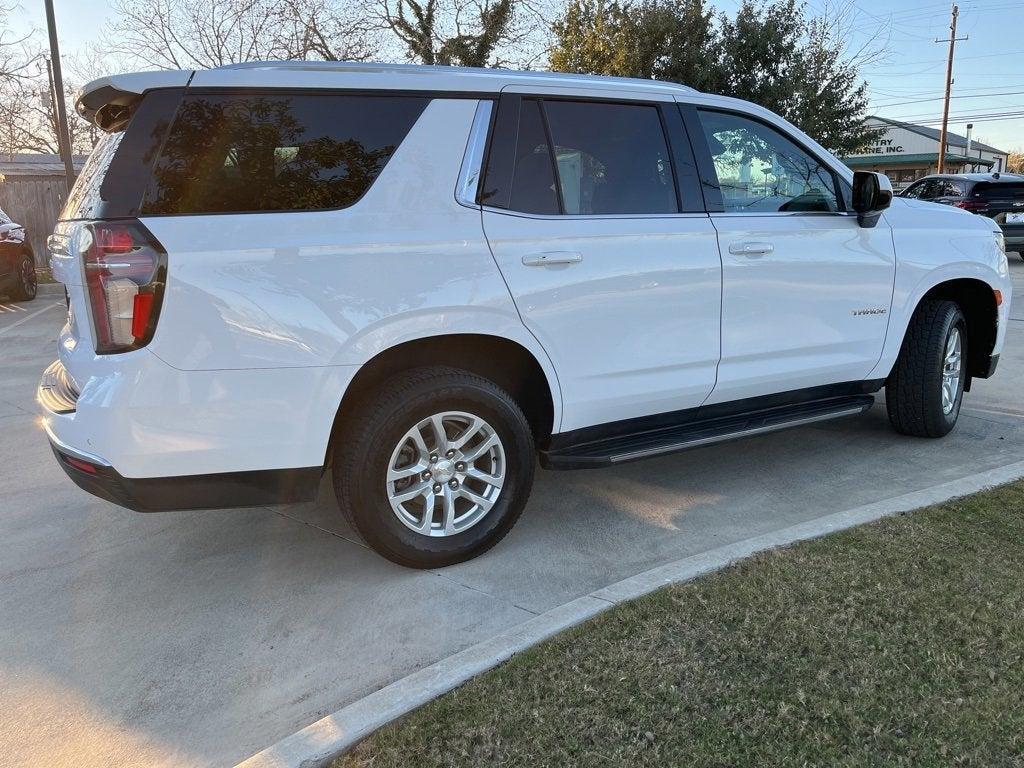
[941,326,962,415]
[20,259,37,299]
[385,410,506,537]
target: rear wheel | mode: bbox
[886,300,966,437]
[333,366,535,568]
[10,253,37,301]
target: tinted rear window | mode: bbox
[974,182,1024,200]
[60,131,125,220]
[142,93,428,215]
[546,100,677,215]
[60,88,184,221]
[508,100,559,215]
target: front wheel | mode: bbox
[332,366,535,568]
[886,299,966,437]
[10,254,37,301]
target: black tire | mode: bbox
[10,253,37,301]
[886,299,966,438]
[332,366,535,568]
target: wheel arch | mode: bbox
[327,333,560,464]
[918,278,998,380]
[881,276,999,383]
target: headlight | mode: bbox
[995,230,1006,253]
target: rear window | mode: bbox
[60,131,125,220]
[973,182,1024,200]
[142,93,428,215]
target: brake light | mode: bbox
[954,199,987,212]
[82,221,167,354]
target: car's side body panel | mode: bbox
[484,208,722,431]
[42,97,566,478]
[706,211,896,404]
[41,64,1012,495]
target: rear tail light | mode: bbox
[82,221,167,354]
[954,199,988,212]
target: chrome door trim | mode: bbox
[455,99,494,209]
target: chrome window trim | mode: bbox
[709,211,858,218]
[455,99,494,209]
[481,205,711,221]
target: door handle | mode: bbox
[522,251,583,267]
[728,241,774,257]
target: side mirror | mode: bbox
[852,171,893,228]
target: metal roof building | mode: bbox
[843,116,1009,190]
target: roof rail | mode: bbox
[214,60,697,93]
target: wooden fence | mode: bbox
[0,179,70,268]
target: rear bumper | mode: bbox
[38,353,355,478]
[49,435,320,511]
[38,353,356,510]
[999,224,1024,248]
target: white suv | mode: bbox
[40,62,1011,567]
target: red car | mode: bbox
[0,207,36,301]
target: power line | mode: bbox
[871,89,1024,108]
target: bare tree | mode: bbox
[0,2,36,84]
[374,0,551,67]
[0,59,100,156]
[105,0,374,69]
[0,4,99,157]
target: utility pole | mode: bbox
[935,4,968,174]
[43,0,75,191]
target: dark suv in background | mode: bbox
[0,207,36,301]
[901,173,1024,256]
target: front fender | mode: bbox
[868,208,1010,380]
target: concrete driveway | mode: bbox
[3,261,1024,767]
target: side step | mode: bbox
[541,395,875,469]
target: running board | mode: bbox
[541,395,875,469]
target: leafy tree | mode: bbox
[716,1,879,156]
[550,0,715,87]
[549,0,881,154]
[1007,151,1024,175]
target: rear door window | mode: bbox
[142,93,428,215]
[974,182,1024,200]
[483,97,682,216]
[936,179,966,197]
[507,100,559,215]
[543,100,677,215]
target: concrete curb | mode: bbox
[236,459,1024,768]
[35,283,64,297]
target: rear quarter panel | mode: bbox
[139,96,563,423]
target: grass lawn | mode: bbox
[339,480,1024,767]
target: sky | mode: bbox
[11,0,1024,152]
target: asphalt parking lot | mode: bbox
[3,261,1024,768]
